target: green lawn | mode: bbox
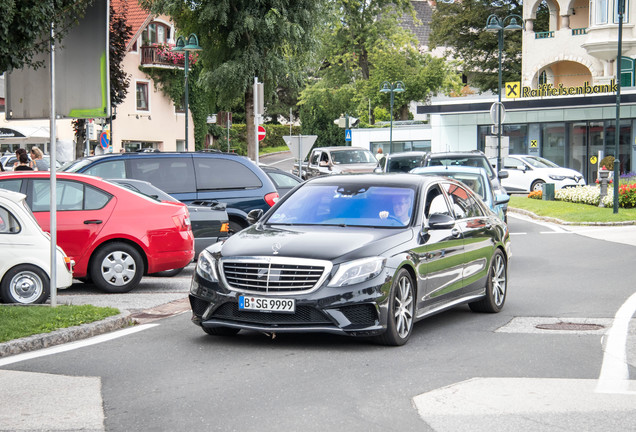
[509,196,636,223]
[0,304,120,343]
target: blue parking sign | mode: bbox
[345,129,352,141]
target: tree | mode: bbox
[429,0,522,94]
[141,0,325,157]
[0,0,93,73]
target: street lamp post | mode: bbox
[380,81,405,151]
[172,34,202,152]
[485,14,522,172]
[614,0,625,213]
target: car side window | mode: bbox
[0,206,20,234]
[130,157,196,194]
[84,160,126,179]
[0,179,23,193]
[310,152,320,165]
[85,185,112,210]
[194,158,262,190]
[31,179,90,211]
[268,172,299,188]
[425,186,451,218]
[442,182,485,219]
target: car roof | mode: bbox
[315,146,371,152]
[386,151,427,158]
[426,150,486,158]
[412,166,488,176]
[308,173,438,188]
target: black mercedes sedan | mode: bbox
[189,174,511,346]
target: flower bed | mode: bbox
[553,183,636,208]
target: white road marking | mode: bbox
[0,324,158,366]
[596,291,636,394]
[509,232,526,235]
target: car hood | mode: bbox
[220,224,414,262]
[536,167,584,177]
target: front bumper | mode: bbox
[189,270,391,337]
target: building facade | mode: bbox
[417,0,636,183]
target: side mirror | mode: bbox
[427,213,455,230]
[495,193,510,206]
[498,170,509,179]
[247,209,264,225]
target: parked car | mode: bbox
[293,147,378,180]
[375,151,428,173]
[108,178,229,263]
[260,165,303,197]
[0,172,194,293]
[0,189,74,304]
[1,154,61,172]
[189,173,511,346]
[411,166,510,222]
[490,154,586,192]
[62,151,279,232]
[424,151,509,220]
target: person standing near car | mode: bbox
[14,152,34,171]
[30,147,49,171]
[375,147,385,162]
[12,148,27,170]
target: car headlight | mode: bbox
[549,175,566,181]
[196,250,219,282]
[328,257,386,287]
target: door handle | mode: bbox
[84,220,102,224]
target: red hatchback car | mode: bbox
[0,172,194,293]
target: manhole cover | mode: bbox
[535,322,605,331]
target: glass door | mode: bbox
[568,122,587,179]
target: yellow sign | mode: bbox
[590,156,598,165]
[505,82,521,98]
[530,140,538,148]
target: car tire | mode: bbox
[376,268,415,346]
[0,265,50,304]
[90,242,144,293]
[202,326,240,336]
[469,249,507,313]
[531,180,545,192]
[150,267,185,277]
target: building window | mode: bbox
[142,22,171,46]
[136,82,149,111]
[539,70,548,86]
[621,56,635,87]
[596,0,608,24]
[614,0,630,22]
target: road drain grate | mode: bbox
[535,322,605,331]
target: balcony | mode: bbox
[140,45,185,68]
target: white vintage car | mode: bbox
[0,189,74,304]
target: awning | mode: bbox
[0,125,49,140]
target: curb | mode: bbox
[0,310,134,358]
[508,207,636,226]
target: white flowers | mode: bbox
[555,185,613,206]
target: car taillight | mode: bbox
[64,256,74,272]
[264,192,279,207]
[172,214,191,230]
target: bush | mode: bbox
[619,183,636,208]
[528,190,542,199]
[555,186,601,206]
[599,155,614,171]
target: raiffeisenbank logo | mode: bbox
[505,80,618,98]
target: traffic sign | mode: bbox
[345,129,352,142]
[258,125,266,141]
[99,130,110,149]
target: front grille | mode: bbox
[189,296,209,316]
[212,302,333,325]
[220,257,331,294]
[338,304,377,326]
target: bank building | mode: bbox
[414,0,636,183]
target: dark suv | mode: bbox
[423,151,509,219]
[63,152,279,231]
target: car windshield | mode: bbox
[428,156,495,178]
[522,156,559,168]
[331,150,376,164]
[268,184,416,227]
[61,158,93,172]
[387,156,424,173]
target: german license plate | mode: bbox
[239,296,295,313]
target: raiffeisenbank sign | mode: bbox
[504,80,617,98]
